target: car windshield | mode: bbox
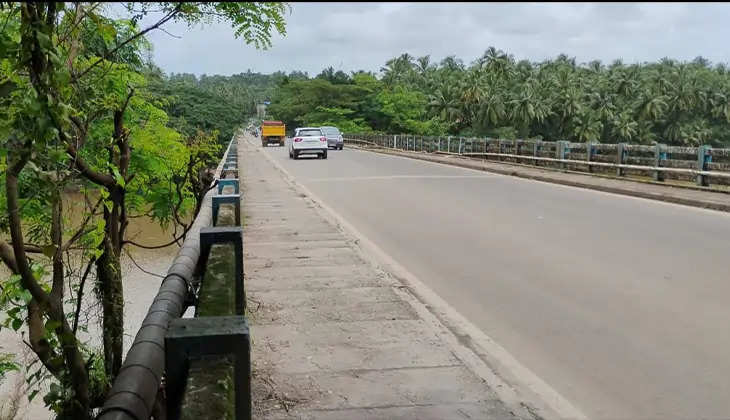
[323,127,340,135]
[298,129,321,137]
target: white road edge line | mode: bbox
[306,174,496,182]
[247,136,588,420]
[347,146,730,218]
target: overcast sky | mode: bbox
[119,2,730,77]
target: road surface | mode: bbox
[258,141,730,420]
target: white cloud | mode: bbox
[127,2,730,76]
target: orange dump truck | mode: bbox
[261,120,286,147]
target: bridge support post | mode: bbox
[616,143,627,176]
[212,194,241,226]
[165,316,251,420]
[533,140,542,166]
[697,145,712,186]
[654,144,667,181]
[586,143,594,173]
[200,226,244,315]
[556,140,569,169]
[217,179,240,195]
[223,168,239,179]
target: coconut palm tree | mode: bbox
[428,84,461,123]
[612,112,638,142]
[573,111,603,143]
[475,84,506,129]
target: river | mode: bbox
[0,192,182,419]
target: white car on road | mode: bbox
[289,127,328,159]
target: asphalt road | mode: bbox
[260,142,730,420]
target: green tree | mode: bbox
[0,2,288,418]
[263,48,730,146]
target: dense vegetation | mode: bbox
[267,50,730,147]
[0,2,287,418]
[148,69,284,142]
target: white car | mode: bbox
[289,127,328,159]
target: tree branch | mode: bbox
[122,229,190,250]
[0,240,18,273]
[58,2,102,45]
[122,248,164,279]
[49,194,64,301]
[66,143,115,186]
[72,5,181,81]
[5,146,49,308]
[28,298,63,377]
[157,26,182,39]
[62,196,103,251]
[72,257,95,335]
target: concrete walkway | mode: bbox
[240,137,528,419]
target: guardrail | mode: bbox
[98,136,249,420]
[344,134,730,188]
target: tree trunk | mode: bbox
[6,167,92,418]
[96,189,125,380]
[96,235,124,380]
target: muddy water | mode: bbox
[0,193,182,419]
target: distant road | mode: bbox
[260,142,730,419]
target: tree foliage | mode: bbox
[267,48,730,146]
[0,2,288,418]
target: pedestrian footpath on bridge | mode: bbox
[239,136,529,420]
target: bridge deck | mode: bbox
[242,138,524,419]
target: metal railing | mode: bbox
[344,134,730,188]
[98,137,249,420]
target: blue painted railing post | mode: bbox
[217,179,240,195]
[212,195,241,227]
[586,143,595,173]
[654,144,667,181]
[697,145,712,186]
